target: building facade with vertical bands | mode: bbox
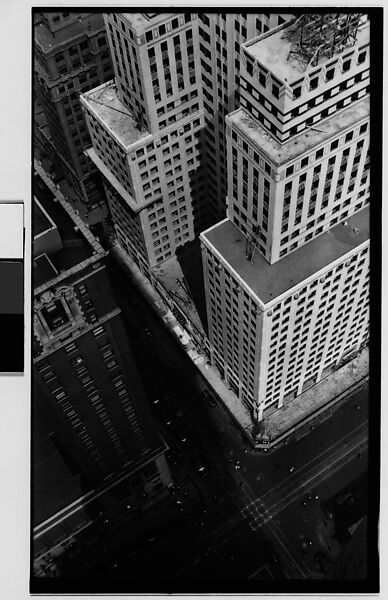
[34,12,114,224]
[33,162,171,574]
[201,15,370,423]
[197,12,291,225]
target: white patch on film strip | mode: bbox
[0,202,24,259]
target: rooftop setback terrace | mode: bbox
[245,17,369,84]
[228,95,369,166]
[81,82,151,150]
[202,206,369,307]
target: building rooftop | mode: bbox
[228,95,369,166]
[202,207,369,306]
[245,18,369,84]
[81,82,151,150]
[34,254,58,288]
[33,162,105,291]
[154,241,208,335]
[34,198,55,236]
[35,13,104,53]
[121,12,174,30]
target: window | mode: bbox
[41,301,69,331]
[342,59,352,72]
[286,165,294,177]
[330,139,339,151]
[301,157,309,168]
[293,86,301,99]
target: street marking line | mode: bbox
[196,424,368,578]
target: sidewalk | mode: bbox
[254,348,369,448]
[112,244,253,435]
[112,243,369,450]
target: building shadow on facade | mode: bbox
[175,239,208,334]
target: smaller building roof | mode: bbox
[228,96,369,166]
[34,197,55,237]
[202,207,369,306]
[35,13,105,53]
[34,254,58,289]
[81,82,151,150]
[33,161,105,292]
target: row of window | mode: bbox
[244,39,368,99]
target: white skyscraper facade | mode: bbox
[201,15,370,423]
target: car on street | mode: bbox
[197,465,208,477]
[201,390,217,407]
[335,491,355,507]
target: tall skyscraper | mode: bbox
[34,12,114,224]
[201,15,370,424]
[80,13,205,280]
[197,12,291,224]
[33,161,172,573]
[80,13,290,280]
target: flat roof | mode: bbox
[34,254,59,288]
[33,175,95,289]
[202,207,369,305]
[34,198,55,237]
[82,82,151,149]
[35,13,105,53]
[228,96,369,166]
[154,241,207,334]
[246,18,369,84]
[121,13,172,29]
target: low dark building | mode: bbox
[33,161,172,576]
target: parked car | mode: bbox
[201,390,217,407]
[335,492,355,507]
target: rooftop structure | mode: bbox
[245,15,369,84]
[283,13,364,71]
[202,206,369,307]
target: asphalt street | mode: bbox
[97,256,370,584]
